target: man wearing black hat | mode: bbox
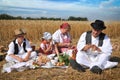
[76,20,118,74]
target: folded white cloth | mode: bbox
[2,59,37,73]
[104,61,118,69]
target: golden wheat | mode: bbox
[0,20,120,47]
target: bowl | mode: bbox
[51,60,57,65]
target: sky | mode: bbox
[0,0,120,21]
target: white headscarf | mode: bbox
[42,32,52,40]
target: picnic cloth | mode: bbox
[2,55,69,73]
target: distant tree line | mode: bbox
[0,14,88,21]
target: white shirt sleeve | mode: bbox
[25,39,32,52]
[52,29,60,43]
[7,42,15,55]
[99,35,112,56]
[40,43,45,50]
[77,32,87,51]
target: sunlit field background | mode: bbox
[0,20,120,46]
[0,20,120,80]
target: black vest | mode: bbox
[85,31,105,47]
[13,39,27,54]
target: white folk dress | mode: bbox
[52,29,73,56]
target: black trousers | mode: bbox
[69,59,85,72]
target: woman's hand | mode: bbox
[9,54,24,62]
[65,43,72,47]
[16,57,24,62]
[23,51,31,62]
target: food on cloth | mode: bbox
[37,55,50,65]
[58,53,69,66]
[55,62,65,66]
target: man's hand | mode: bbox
[82,44,91,51]
[91,45,101,52]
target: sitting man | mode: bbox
[76,20,118,74]
[5,28,37,63]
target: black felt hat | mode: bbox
[91,20,106,30]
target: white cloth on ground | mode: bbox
[2,59,37,73]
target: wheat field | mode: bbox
[0,20,120,46]
[0,20,120,80]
